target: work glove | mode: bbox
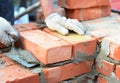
[45,13,85,35]
[0,17,19,48]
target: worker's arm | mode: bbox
[40,0,55,17]
[40,0,85,35]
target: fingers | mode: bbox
[45,13,85,35]
[61,19,85,35]
[0,31,12,47]
[46,20,69,35]
[71,19,86,32]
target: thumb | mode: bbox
[0,31,12,47]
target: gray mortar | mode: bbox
[82,15,120,37]
[87,80,96,83]
[17,49,39,63]
[83,41,89,46]
[6,46,39,68]
[96,40,110,68]
[96,39,120,68]
[0,60,5,68]
[87,69,99,80]
[31,66,42,74]
[61,74,88,83]
[30,66,47,83]
[73,50,97,64]
[100,72,120,83]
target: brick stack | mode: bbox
[11,23,97,83]
[2,14,120,82]
[58,0,111,21]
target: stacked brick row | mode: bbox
[58,0,111,21]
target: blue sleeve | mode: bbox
[0,0,14,25]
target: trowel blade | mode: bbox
[6,52,37,68]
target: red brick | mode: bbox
[97,76,108,83]
[0,53,16,68]
[115,65,120,80]
[74,61,94,76]
[66,6,111,21]
[20,30,72,64]
[58,0,110,9]
[109,43,120,61]
[96,60,114,77]
[104,35,120,61]
[14,23,40,32]
[111,0,120,10]
[43,28,97,58]
[43,61,93,83]
[0,64,40,83]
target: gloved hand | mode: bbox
[45,13,85,35]
[0,17,19,48]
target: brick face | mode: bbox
[109,43,120,61]
[15,23,40,32]
[0,53,16,68]
[115,65,120,80]
[66,6,111,21]
[43,61,93,83]
[20,30,72,64]
[103,35,120,61]
[0,64,40,83]
[58,0,110,9]
[43,28,97,58]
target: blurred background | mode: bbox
[14,0,38,24]
[14,0,58,24]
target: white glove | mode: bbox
[45,13,85,35]
[0,17,19,47]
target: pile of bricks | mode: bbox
[17,23,97,83]
[1,11,120,83]
[1,14,120,83]
[58,0,111,21]
[0,22,97,82]
[0,14,120,83]
[82,14,120,83]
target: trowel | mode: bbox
[6,36,39,68]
